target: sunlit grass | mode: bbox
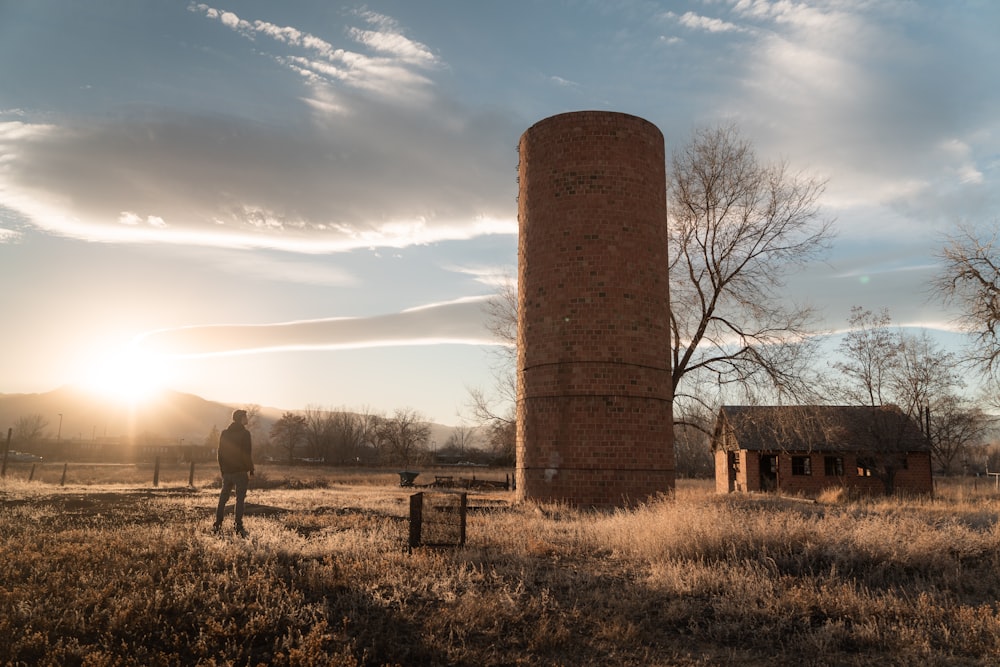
[3,471,1000,665]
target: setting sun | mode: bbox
[79,344,172,403]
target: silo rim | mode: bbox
[521,110,663,143]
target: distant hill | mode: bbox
[0,386,456,447]
[0,386,264,445]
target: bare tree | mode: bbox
[440,423,479,462]
[888,330,990,473]
[326,409,365,465]
[673,423,714,478]
[468,276,517,458]
[374,408,431,467]
[929,395,991,474]
[669,124,833,423]
[934,223,1000,394]
[303,405,336,461]
[270,412,307,464]
[832,307,902,407]
[891,330,962,417]
[353,405,383,464]
[831,308,913,492]
[831,307,972,491]
[13,414,48,446]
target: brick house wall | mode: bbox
[715,449,934,496]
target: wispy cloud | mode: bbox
[664,11,747,34]
[191,4,439,102]
[444,264,514,288]
[683,0,1000,241]
[0,7,519,253]
[549,75,579,88]
[137,297,495,357]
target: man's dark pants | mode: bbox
[215,471,250,527]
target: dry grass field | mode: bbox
[3,463,1000,666]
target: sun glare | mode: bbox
[81,345,172,403]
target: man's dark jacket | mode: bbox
[218,422,253,474]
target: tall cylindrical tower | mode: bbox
[516,111,674,507]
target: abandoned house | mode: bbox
[712,405,934,496]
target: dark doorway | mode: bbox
[759,454,778,492]
[727,451,739,492]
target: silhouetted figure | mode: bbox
[213,409,254,536]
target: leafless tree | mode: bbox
[352,405,383,463]
[831,307,977,490]
[374,408,431,467]
[300,406,368,464]
[441,423,479,460]
[13,414,48,445]
[832,307,903,407]
[934,223,1000,395]
[888,330,990,473]
[669,124,833,423]
[831,308,914,492]
[327,409,366,465]
[303,405,336,461]
[468,275,517,461]
[891,330,962,417]
[673,423,714,478]
[482,276,518,361]
[270,412,307,464]
[928,395,991,474]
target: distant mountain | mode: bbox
[0,386,265,445]
[0,386,456,447]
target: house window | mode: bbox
[729,452,740,473]
[791,456,811,476]
[824,456,844,476]
[857,457,874,477]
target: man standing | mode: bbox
[214,409,254,536]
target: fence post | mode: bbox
[153,456,160,487]
[29,464,36,482]
[408,492,423,549]
[1,427,10,478]
[459,492,468,546]
[188,461,195,487]
[60,463,68,486]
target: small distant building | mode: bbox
[712,405,934,496]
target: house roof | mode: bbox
[713,405,931,453]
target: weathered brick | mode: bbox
[515,111,675,507]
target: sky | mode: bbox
[1,1,998,427]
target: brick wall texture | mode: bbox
[715,450,934,496]
[515,111,675,507]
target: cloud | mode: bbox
[444,264,515,288]
[136,297,495,357]
[192,4,439,102]
[349,10,438,65]
[549,75,579,88]
[0,6,520,253]
[666,11,747,34]
[696,0,1000,241]
[182,246,359,286]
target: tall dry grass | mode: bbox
[2,471,1000,666]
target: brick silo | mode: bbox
[515,111,674,507]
